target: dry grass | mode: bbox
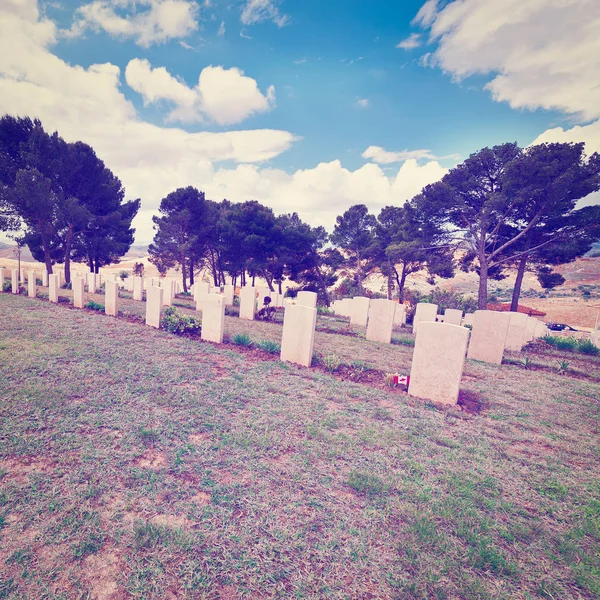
[1,290,599,599]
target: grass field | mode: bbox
[1,291,599,599]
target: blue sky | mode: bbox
[47,0,568,172]
[1,0,599,242]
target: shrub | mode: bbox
[543,335,578,352]
[160,307,201,335]
[322,354,342,373]
[317,306,333,316]
[225,305,240,317]
[2,281,12,292]
[232,332,252,347]
[577,339,599,355]
[85,301,104,311]
[119,270,129,281]
[256,339,280,353]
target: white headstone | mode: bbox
[133,276,144,301]
[505,312,528,352]
[223,284,235,307]
[462,313,475,327]
[145,286,163,328]
[280,305,317,367]
[239,286,256,321]
[87,272,97,293]
[524,317,537,343]
[444,308,463,326]
[162,279,174,306]
[297,291,317,309]
[409,322,470,405]
[350,296,371,327]
[394,303,407,326]
[467,310,510,365]
[11,269,19,294]
[105,280,119,317]
[42,270,48,287]
[48,274,59,303]
[413,303,438,334]
[27,270,36,298]
[0,268,4,292]
[73,276,85,308]
[366,298,396,344]
[194,281,209,302]
[201,294,225,343]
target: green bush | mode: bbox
[85,301,104,311]
[317,306,333,315]
[322,354,342,373]
[577,339,599,356]
[232,332,252,347]
[256,339,280,353]
[225,305,240,317]
[2,281,12,292]
[161,307,201,335]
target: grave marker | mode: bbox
[105,280,119,316]
[145,286,163,328]
[297,291,317,309]
[223,284,235,306]
[73,276,85,308]
[11,269,18,294]
[280,305,317,367]
[239,286,256,321]
[133,276,143,301]
[28,270,36,298]
[0,268,4,292]
[42,270,48,287]
[48,274,59,303]
[467,310,510,365]
[394,303,407,326]
[366,299,396,344]
[505,312,528,352]
[350,296,371,327]
[409,322,470,405]
[201,295,225,343]
[412,303,438,334]
[444,308,463,326]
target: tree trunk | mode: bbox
[64,225,73,284]
[278,280,282,295]
[397,263,409,303]
[252,274,256,286]
[510,253,529,312]
[387,258,393,300]
[356,249,363,294]
[181,251,188,293]
[41,232,53,275]
[478,259,489,310]
[94,257,100,274]
[189,258,195,286]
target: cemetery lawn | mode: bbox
[1,293,600,600]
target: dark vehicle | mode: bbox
[547,322,578,332]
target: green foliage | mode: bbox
[557,360,570,375]
[160,307,201,335]
[543,334,598,355]
[256,339,280,353]
[231,332,252,347]
[317,306,333,315]
[85,300,104,311]
[322,354,342,373]
[119,270,129,281]
[578,339,600,355]
[2,281,11,292]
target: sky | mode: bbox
[1,0,599,244]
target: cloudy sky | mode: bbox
[1,0,599,244]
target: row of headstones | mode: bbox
[330,296,551,405]
[410,306,550,405]
[332,296,407,343]
[1,269,548,408]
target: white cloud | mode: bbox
[362,145,460,164]
[531,119,600,156]
[240,0,289,28]
[396,33,421,50]
[217,20,225,36]
[0,0,450,246]
[356,98,369,109]
[414,0,600,122]
[125,60,276,125]
[63,0,200,47]
[293,58,307,65]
